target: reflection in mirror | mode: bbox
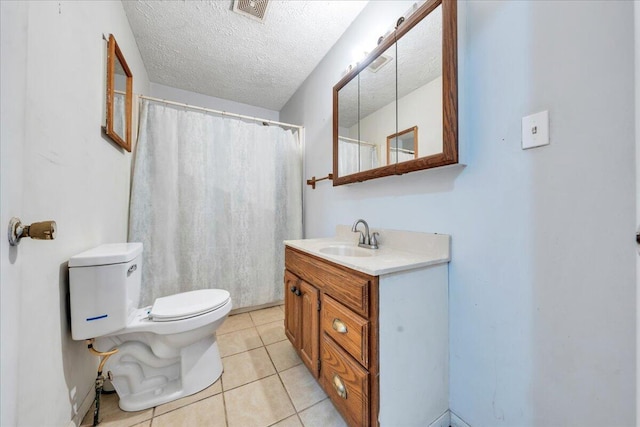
[397,4,442,158]
[332,0,457,186]
[387,126,418,163]
[113,58,127,139]
[337,76,361,176]
[104,34,133,152]
[357,41,396,172]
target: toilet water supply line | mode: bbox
[86,339,119,426]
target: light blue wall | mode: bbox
[281,1,636,425]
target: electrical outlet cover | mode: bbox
[522,110,549,149]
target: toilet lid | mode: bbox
[150,289,230,322]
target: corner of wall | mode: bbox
[450,411,472,427]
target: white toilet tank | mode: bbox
[69,243,143,340]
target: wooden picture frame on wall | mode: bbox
[386,126,419,164]
[103,34,133,152]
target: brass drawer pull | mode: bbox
[332,374,347,399]
[332,318,348,334]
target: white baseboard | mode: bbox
[429,410,451,427]
[229,300,283,315]
[67,388,94,427]
[450,410,472,427]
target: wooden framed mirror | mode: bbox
[103,34,133,152]
[333,0,457,185]
[387,126,418,164]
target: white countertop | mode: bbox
[284,225,451,276]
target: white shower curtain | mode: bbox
[389,150,415,163]
[338,139,379,176]
[113,93,125,138]
[129,100,302,308]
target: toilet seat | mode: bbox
[150,289,231,322]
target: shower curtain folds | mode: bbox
[129,99,303,309]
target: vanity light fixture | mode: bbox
[342,2,420,77]
[376,2,420,45]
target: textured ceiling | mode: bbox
[122,0,369,111]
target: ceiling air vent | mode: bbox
[367,54,393,73]
[233,0,270,23]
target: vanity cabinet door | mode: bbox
[284,270,301,348]
[298,280,320,377]
[284,270,320,377]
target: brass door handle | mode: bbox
[8,217,57,246]
[332,318,348,334]
[332,374,347,399]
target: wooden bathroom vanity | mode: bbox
[284,226,450,427]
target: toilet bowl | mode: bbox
[69,243,231,411]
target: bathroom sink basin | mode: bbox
[319,245,376,257]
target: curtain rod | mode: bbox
[395,147,416,154]
[138,94,304,130]
[338,135,377,147]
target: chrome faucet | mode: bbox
[351,219,379,249]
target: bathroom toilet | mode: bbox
[69,243,231,411]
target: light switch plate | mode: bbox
[522,110,549,149]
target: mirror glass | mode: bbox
[337,75,360,177]
[357,41,396,171]
[387,126,418,163]
[397,4,442,159]
[104,34,133,152]
[113,57,127,140]
[332,0,457,186]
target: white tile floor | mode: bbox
[81,305,347,427]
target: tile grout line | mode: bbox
[261,329,302,426]
[220,315,285,358]
[278,365,330,414]
[217,324,255,336]
[275,365,302,424]
[152,349,282,424]
[217,314,258,336]
[262,334,280,374]
[149,406,155,426]
[218,326,262,358]
[223,371,280,394]
[221,378,230,427]
[220,347,277,393]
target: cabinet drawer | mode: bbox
[286,247,372,317]
[322,295,369,368]
[321,334,369,427]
